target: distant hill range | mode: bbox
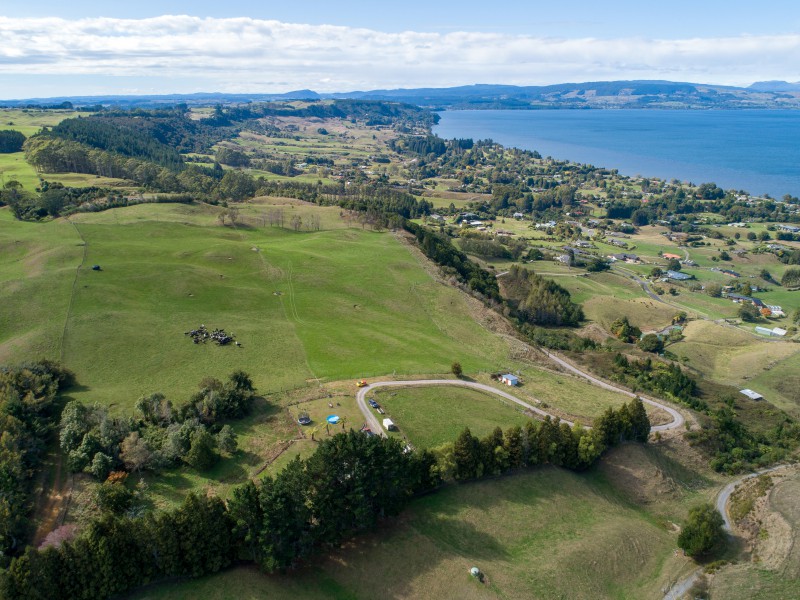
[3,80,800,110]
[748,80,800,92]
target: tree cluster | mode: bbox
[405,221,500,300]
[780,267,800,288]
[686,406,800,474]
[0,361,73,559]
[437,398,649,481]
[502,265,583,326]
[610,317,642,343]
[677,503,725,557]
[0,130,26,153]
[59,371,253,480]
[611,354,700,409]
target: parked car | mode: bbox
[368,399,379,409]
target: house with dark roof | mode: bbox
[725,293,765,308]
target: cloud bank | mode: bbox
[1,15,799,95]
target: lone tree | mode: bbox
[739,303,761,322]
[451,362,463,378]
[678,503,725,557]
[637,333,664,354]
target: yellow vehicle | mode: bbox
[356,379,368,388]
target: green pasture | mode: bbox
[0,208,82,364]
[1,202,510,412]
[374,386,532,448]
[495,369,634,423]
[0,152,131,192]
[129,466,683,600]
[0,108,78,137]
[747,351,800,416]
[671,320,800,413]
[0,152,41,190]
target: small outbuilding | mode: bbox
[740,389,763,401]
[501,374,519,386]
[383,418,397,431]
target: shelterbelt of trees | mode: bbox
[0,396,648,600]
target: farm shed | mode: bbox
[740,389,763,401]
[501,374,519,386]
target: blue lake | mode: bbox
[433,109,800,198]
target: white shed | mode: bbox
[740,389,763,401]
[382,418,397,431]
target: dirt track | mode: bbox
[355,358,685,437]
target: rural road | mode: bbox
[715,464,791,531]
[616,266,666,304]
[356,379,575,437]
[664,463,793,600]
[539,350,684,433]
[355,352,685,436]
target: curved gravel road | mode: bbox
[356,379,575,437]
[664,463,793,599]
[540,350,684,433]
[355,369,684,437]
[715,464,790,531]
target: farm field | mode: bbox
[0,108,79,137]
[742,351,800,416]
[477,369,637,423]
[0,208,83,364]
[129,461,692,600]
[0,202,511,412]
[671,320,800,414]
[0,152,41,190]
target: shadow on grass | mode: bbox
[236,449,264,467]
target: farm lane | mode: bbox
[611,265,668,304]
[357,379,575,437]
[665,463,795,600]
[716,464,792,531]
[540,350,685,432]
[355,366,684,437]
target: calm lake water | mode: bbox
[433,109,800,198]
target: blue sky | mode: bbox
[1,1,799,98]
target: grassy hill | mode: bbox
[1,202,512,411]
[129,461,693,600]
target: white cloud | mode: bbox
[0,15,799,96]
